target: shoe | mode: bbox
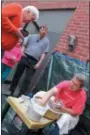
[2,90,12,96]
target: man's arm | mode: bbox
[36,87,58,106]
[59,107,79,116]
[2,15,23,38]
[37,89,79,116]
[34,53,46,69]
[2,14,18,33]
[35,39,50,69]
[57,96,86,116]
[2,4,23,38]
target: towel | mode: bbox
[56,113,79,135]
[31,91,48,116]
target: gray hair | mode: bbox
[23,6,39,21]
[74,73,86,87]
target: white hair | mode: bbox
[74,73,86,87]
[23,6,39,21]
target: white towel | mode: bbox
[31,91,48,116]
[32,91,60,116]
[57,113,79,135]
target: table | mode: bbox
[7,97,54,130]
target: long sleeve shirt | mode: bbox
[2,3,23,50]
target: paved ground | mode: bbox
[1,83,21,135]
[1,83,19,96]
[1,83,20,122]
[2,83,10,93]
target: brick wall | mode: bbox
[2,1,89,61]
[55,1,89,62]
[2,0,78,9]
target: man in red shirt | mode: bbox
[37,73,87,134]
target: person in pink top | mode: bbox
[1,43,22,83]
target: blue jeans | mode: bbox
[45,124,59,135]
[1,63,12,82]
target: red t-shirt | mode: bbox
[55,81,86,115]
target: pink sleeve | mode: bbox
[3,51,13,60]
[56,81,69,92]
